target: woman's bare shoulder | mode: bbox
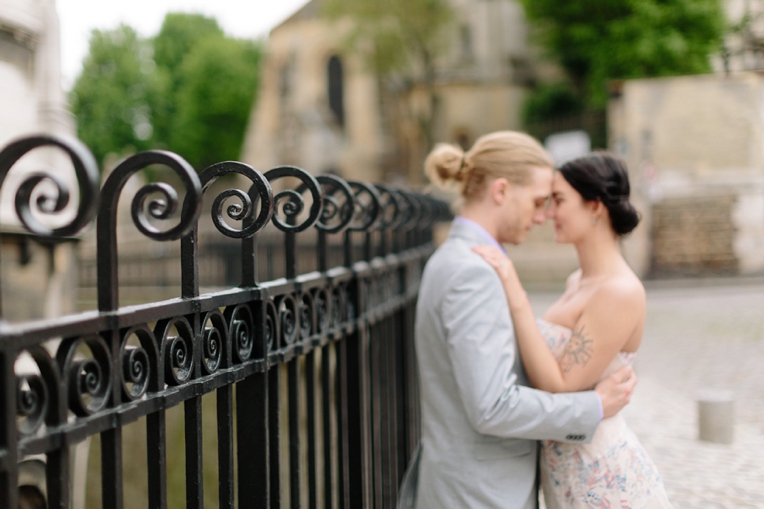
[593,271,646,310]
[565,269,582,290]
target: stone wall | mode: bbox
[650,195,738,276]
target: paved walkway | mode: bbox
[529,281,764,508]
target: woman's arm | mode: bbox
[472,245,642,393]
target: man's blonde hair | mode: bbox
[425,131,554,201]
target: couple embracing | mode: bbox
[409,132,673,508]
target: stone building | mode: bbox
[241,0,585,282]
[610,72,764,278]
[242,0,550,185]
[0,0,79,322]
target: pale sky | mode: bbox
[57,0,311,89]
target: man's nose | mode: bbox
[533,210,546,224]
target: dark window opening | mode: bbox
[328,55,345,128]
[460,24,473,62]
[454,129,473,151]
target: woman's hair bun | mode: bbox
[606,197,640,236]
[424,143,466,189]
[558,152,641,237]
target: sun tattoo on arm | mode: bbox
[560,325,594,373]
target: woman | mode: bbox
[473,152,672,508]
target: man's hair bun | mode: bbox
[424,143,466,189]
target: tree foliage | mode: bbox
[70,25,161,166]
[172,37,261,170]
[70,13,262,170]
[522,83,583,126]
[519,0,726,106]
[151,14,226,147]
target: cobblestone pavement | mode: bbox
[529,281,764,508]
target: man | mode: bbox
[409,132,636,508]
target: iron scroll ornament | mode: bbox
[16,373,47,436]
[299,291,314,339]
[347,181,381,232]
[197,161,274,239]
[373,184,406,231]
[309,174,355,233]
[277,294,300,347]
[119,324,160,401]
[313,287,331,334]
[200,309,228,374]
[155,316,196,386]
[0,134,100,238]
[225,304,256,363]
[55,334,113,417]
[395,190,424,231]
[15,345,64,436]
[263,166,323,232]
[96,150,203,311]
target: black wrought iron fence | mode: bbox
[0,134,450,509]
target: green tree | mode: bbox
[520,0,726,107]
[70,25,161,166]
[171,37,261,169]
[70,13,262,171]
[152,14,225,146]
[324,0,455,147]
[522,83,583,126]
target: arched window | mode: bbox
[453,128,474,151]
[327,55,344,128]
[460,24,473,62]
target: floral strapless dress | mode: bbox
[537,319,673,509]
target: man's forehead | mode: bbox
[531,166,554,182]
[530,168,553,196]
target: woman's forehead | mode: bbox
[552,172,568,189]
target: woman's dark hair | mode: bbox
[558,152,640,236]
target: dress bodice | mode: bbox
[534,319,673,508]
[536,318,636,386]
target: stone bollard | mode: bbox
[697,390,735,444]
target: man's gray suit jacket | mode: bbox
[413,220,601,509]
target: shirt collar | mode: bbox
[453,216,507,254]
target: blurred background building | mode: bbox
[0,0,79,321]
[242,0,550,186]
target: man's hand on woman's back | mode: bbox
[594,365,637,419]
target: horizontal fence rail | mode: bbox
[0,134,450,509]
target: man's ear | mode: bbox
[490,178,509,205]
